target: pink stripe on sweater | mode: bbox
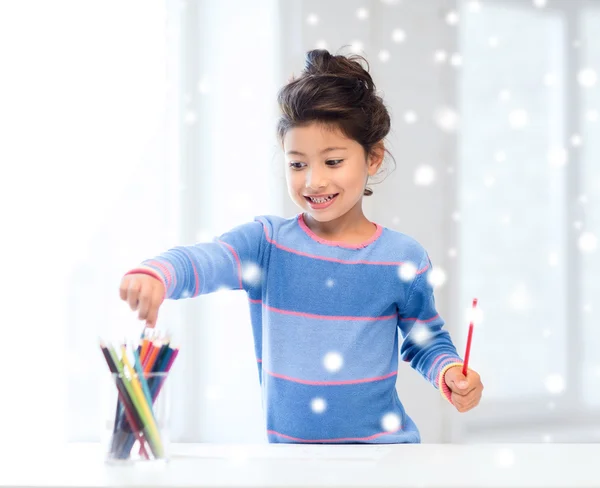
[178,248,200,297]
[257,219,429,268]
[426,354,456,382]
[217,240,243,289]
[399,314,440,323]
[267,428,401,443]
[434,358,461,388]
[298,213,383,249]
[144,260,174,290]
[264,368,397,386]
[248,299,397,321]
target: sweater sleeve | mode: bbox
[133,220,265,300]
[397,252,464,404]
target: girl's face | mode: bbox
[283,123,382,222]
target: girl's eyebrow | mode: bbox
[286,146,348,156]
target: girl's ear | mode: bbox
[367,141,385,176]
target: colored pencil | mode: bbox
[99,344,150,460]
[462,298,478,376]
[100,333,178,461]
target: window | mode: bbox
[459,0,600,440]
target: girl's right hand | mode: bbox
[119,272,166,328]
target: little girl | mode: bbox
[120,49,483,444]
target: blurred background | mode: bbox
[0,0,598,448]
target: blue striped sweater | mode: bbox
[139,213,464,443]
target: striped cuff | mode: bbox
[124,266,167,300]
[438,362,464,405]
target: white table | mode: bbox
[2,443,599,487]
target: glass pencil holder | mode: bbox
[103,371,171,463]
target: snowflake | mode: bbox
[466,305,484,326]
[392,28,406,43]
[494,151,506,162]
[356,8,369,20]
[586,109,598,122]
[195,230,214,243]
[242,262,262,286]
[306,13,319,26]
[508,109,528,129]
[184,111,197,125]
[197,77,210,94]
[434,50,447,63]
[378,50,390,63]
[445,11,459,26]
[323,351,344,373]
[578,68,597,88]
[483,175,496,187]
[570,134,582,147]
[434,107,459,132]
[427,268,447,288]
[498,90,511,102]
[545,374,565,394]
[414,165,436,186]
[398,262,417,281]
[547,147,568,167]
[467,1,481,13]
[404,110,417,124]
[311,397,327,414]
[411,326,432,345]
[381,413,401,432]
[578,232,597,253]
[450,53,462,67]
[350,40,364,53]
[509,283,532,311]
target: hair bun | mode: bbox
[303,49,375,96]
[304,49,332,75]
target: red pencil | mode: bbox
[462,298,478,376]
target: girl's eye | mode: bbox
[326,159,344,166]
[289,162,305,169]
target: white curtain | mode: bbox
[0,0,282,449]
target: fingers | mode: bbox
[119,276,131,301]
[127,278,142,311]
[452,384,484,413]
[450,382,478,397]
[119,274,164,327]
[144,286,164,328]
[449,372,482,397]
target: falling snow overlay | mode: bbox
[140,214,463,443]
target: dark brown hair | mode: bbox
[277,49,395,196]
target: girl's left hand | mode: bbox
[444,366,483,413]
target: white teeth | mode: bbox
[309,195,335,203]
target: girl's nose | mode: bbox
[306,167,327,190]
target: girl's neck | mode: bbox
[302,203,376,243]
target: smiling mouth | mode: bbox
[304,193,339,204]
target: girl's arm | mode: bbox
[397,253,463,403]
[130,220,265,300]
